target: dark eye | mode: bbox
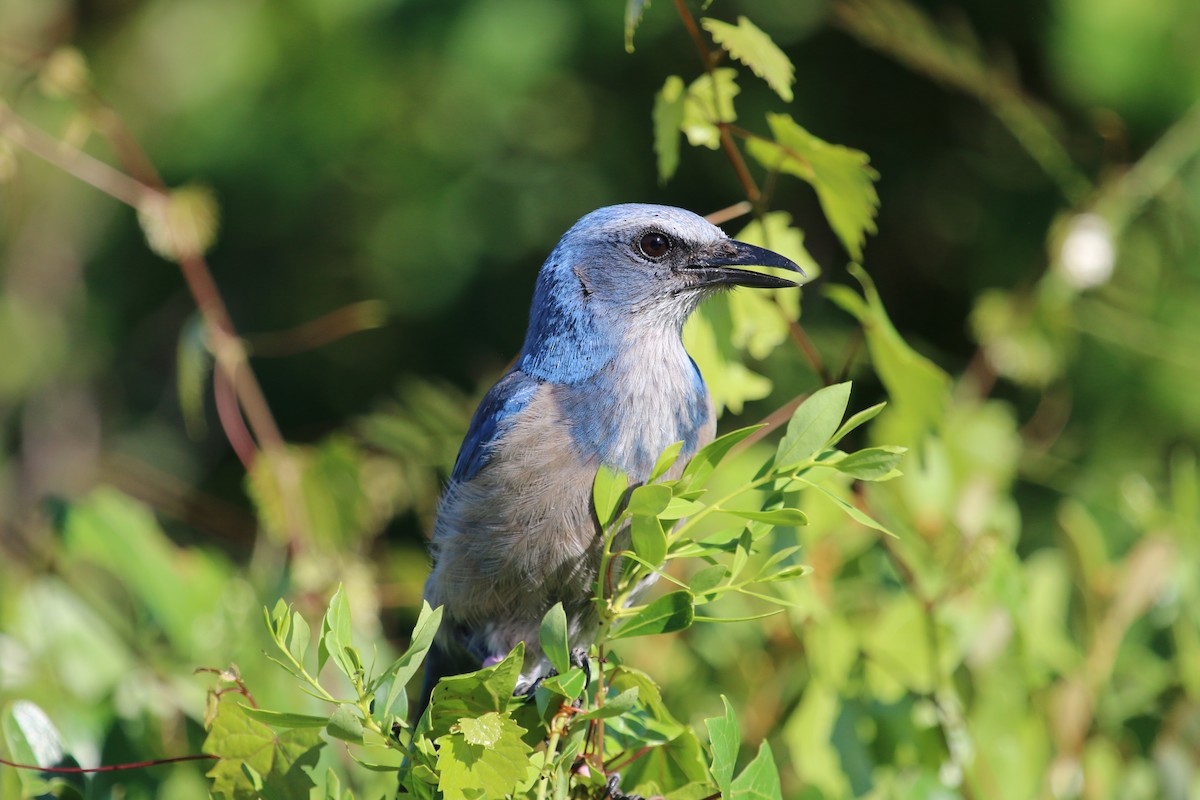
[638,231,672,259]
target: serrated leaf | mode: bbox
[594,464,629,528]
[721,507,808,526]
[747,113,879,260]
[702,16,795,101]
[631,513,668,566]
[612,591,695,640]
[427,644,524,740]
[682,68,740,149]
[621,728,711,797]
[776,382,852,470]
[653,76,687,183]
[705,696,740,797]
[832,445,907,480]
[435,712,532,799]
[204,701,321,800]
[326,705,364,743]
[625,0,651,53]
[240,707,329,729]
[730,741,782,800]
[682,425,764,486]
[176,315,212,439]
[538,602,570,676]
[137,184,220,260]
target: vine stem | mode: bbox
[0,103,310,548]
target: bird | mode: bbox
[417,203,801,719]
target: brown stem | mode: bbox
[789,321,830,383]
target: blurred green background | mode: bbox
[2,0,1199,797]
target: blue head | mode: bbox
[518,204,802,384]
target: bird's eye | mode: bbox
[638,231,672,259]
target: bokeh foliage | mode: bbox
[2,0,1200,798]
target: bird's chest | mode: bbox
[557,343,714,480]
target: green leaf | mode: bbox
[2,701,85,799]
[326,705,365,743]
[701,16,795,101]
[427,644,525,739]
[653,76,687,183]
[776,382,852,470]
[705,696,740,797]
[730,741,782,800]
[625,0,650,53]
[176,314,212,439]
[376,601,443,725]
[574,687,640,722]
[240,708,329,729]
[539,602,571,676]
[612,590,695,640]
[629,483,672,516]
[831,400,887,444]
[682,425,764,486]
[746,113,879,260]
[803,479,897,538]
[682,68,740,149]
[435,712,532,799]
[721,507,808,526]
[287,611,311,666]
[688,564,729,595]
[831,445,907,481]
[631,513,668,566]
[539,667,587,700]
[660,496,706,519]
[621,728,712,797]
[204,700,321,800]
[825,265,951,446]
[650,440,685,482]
[320,585,354,680]
[594,464,629,528]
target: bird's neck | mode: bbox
[554,329,711,479]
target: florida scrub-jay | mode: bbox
[419,204,801,715]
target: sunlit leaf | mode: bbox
[650,440,685,482]
[629,483,672,516]
[702,16,795,101]
[682,68,740,149]
[682,425,764,486]
[705,696,740,797]
[776,382,852,470]
[574,687,640,722]
[435,712,531,799]
[803,479,897,538]
[326,705,365,743]
[653,75,687,182]
[240,708,329,729]
[747,113,879,260]
[730,741,783,800]
[625,0,651,52]
[204,700,321,800]
[721,507,809,526]
[594,464,629,528]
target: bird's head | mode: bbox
[520,204,804,381]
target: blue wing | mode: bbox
[452,370,541,482]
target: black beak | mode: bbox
[684,240,805,290]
